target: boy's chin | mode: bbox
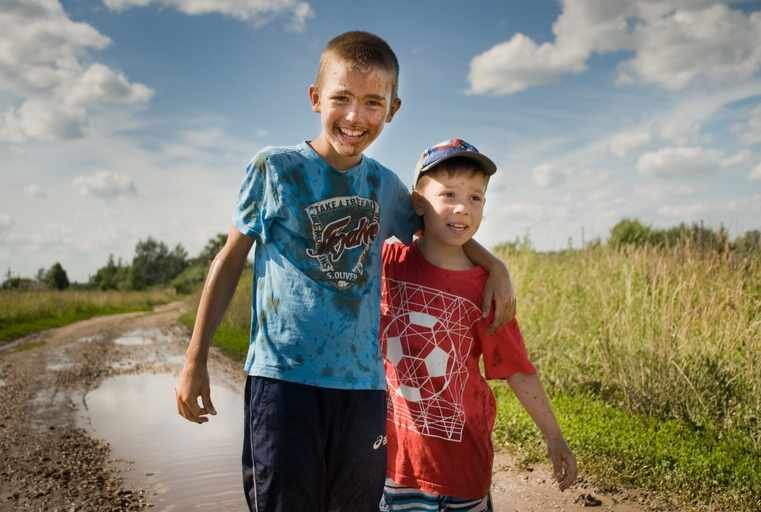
[331,139,367,157]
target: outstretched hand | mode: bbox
[481,263,516,332]
[546,436,577,491]
[175,362,217,424]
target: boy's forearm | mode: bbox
[507,373,564,441]
[186,231,251,364]
[462,238,505,272]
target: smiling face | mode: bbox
[308,56,401,170]
[414,165,488,252]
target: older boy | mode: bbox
[380,139,576,511]
[175,33,515,512]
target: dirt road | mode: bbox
[0,304,653,511]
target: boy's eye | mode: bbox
[332,96,349,103]
[471,195,483,202]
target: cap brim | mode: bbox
[418,150,497,176]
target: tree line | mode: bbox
[4,219,760,292]
[608,219,761,255]
[493,219,761,256]
[2,233,227,292]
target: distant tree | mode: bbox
[90,254,124,290]
[493,233,533,253]
[1,277,35,290]
[609,219,653,247]
[35,268,46,284]
[167,244,188,277]
[197,233,227,264]
[129,237,188,289]
[657,221,729,252]
[733,229,761,255]
[45,262,70,290]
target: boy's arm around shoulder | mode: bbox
[176,227,253,424]
[462,239,516,331]
[506,372,577,491]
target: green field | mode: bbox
[0,289,177,344]
[182,246,761,511]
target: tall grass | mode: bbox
[0,288,177,343]
[498,245,761,448]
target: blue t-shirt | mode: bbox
[233,142,420,390]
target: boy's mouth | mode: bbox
[447,222,468,231]
[336,126,366,140]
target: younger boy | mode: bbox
[175,33,515,512]
[379,138,577,511]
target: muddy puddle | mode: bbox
[77,328,247,511]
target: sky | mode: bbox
[2,0,761,282]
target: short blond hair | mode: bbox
[315,31,400,99]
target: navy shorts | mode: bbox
[242,376,388,512]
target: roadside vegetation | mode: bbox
[0,234,229,344]
[0,289,177,344]
[182,219,761,511]
[493,244,760,510]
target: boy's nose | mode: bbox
[344,104,361,122]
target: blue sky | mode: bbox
[2,0,761,281]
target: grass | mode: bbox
[0,288,177,344]
[492,386,761,511]
[180,246,761,511]
[500,245,760,444]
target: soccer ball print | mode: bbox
[382,279,483,442]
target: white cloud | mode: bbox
[468,1,761,95]
[65,63,153,108]
[159,123,254,166]
[737,103,761,145]
[610,129,652,156]
[102,0,314,31]
[0,214,13,237]
[637,146,724,178]
[468,33,586,95]
[0,0,153,143]
[532,163,566,188]
[618,4,761,90]
[721,149,753,168]
[658,203,708,219]
[653,82,761,145]
[751,162,761,181]
[72,171,138,199]
[24,184,46,198]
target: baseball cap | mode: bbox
[413,137,497,187]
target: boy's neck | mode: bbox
[415,236,474,271]
[308,138,362,171]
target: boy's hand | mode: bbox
[176,361,217,424]
[482,262,516,332]
[546,436,577,491]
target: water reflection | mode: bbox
[82,372,245,511]
[114,329,162,346]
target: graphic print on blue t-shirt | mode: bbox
[234,143,420,390]
[305,196,380,289]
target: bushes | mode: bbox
[88,234,228,293]
[607,218,757,255]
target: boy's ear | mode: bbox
[308,84,320,113]
[411,189,425,216]
[386,97,402,123]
